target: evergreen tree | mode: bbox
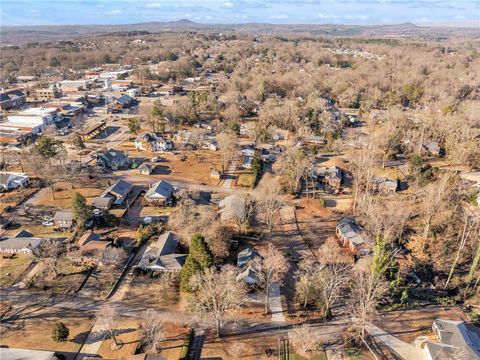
[179,233,214,291]
[52,322,70,342]
[34,136,63,160]
[189,233,213,268]
[71,192,92,228]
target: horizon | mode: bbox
[1,0,479,27]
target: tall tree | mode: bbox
[139,309,165,352]
[179,233,213,291]
[71,192,92,228]
[254,179,283,234]
[251,243,288,315]
[189,265,246,337]
[97,304,121,347]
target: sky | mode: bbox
[1,0,479,27]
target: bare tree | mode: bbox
[254,179,283,233]
[251,243,288,315]
[189,265,246,337]
[33,239,65,279]
[139,309,165,352]
[278,148,313,194]
[295,259,322,307]
[217,131,238,172]
[419,174,452,251]
[347,271,388,342]
[349,150,376,213]
[102,247,127,269]
[190,128,207,163]
[97,304,121,347]
[289,324,321,355]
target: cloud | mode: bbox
[105,9,122,15]
[146,2,163,8]
[222,1,235,8]
[318,13,338,19]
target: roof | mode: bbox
[432,319,480,359]
[0,237,43,251]
[136,132,159,143]
[0,90,26,102]
[145,180,174,200]
[115,94,133,105]
[53,210,74,222]
[103,180,133,198]
[78,231,101,246]
[154,231,178,256]
[92,196,114,208]
[0,347,56,360]
[219,195,245,222]
[236,267,259,284]
[336,218,368,247]
[237,247,260,268]
[0,172,29,187]
[14,230,33,238]
[99,150,128,163]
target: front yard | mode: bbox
[0,254,32,287]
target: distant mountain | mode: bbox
[1,20,479,45]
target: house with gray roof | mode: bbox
[335,218,371,256]
[0,172,29,191]
[96,150,129,170]
[144,180,174,206]
[53,210,74,229]
[101,179,133,206]
[0,236,44,254]
[136,232,186,272]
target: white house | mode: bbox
[135,133,172,152]
[0,172,29,191]
[7,107,57,133]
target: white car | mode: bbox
[42,220,54,226]
[92,209,102,216]
[151,157,160,163]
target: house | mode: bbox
[135,132,173,152]
[111,94,134,109]
[0,236,43,254]
[305,135,326,145]
[59,79,92,92]
[218,195,245,222]
[136,232,187,272]
[97,150,129,170]
[0,172,29,191]
[236,267,260,285]
[144,180,174,206]
[75,231,111,260]
[335,218,371,256]
[237,247,260,268]
[138,163,155,175]
[0,89,26,110]
[371,176,398,194]
[426,319,480,359]
[312,166,342,190]
[92,196,114,210]
[101,180,133,206]
[53,210,74,229]
[242,156,253,169]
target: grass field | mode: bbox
[0,306,95,360]
[0,254,31,286]
[237,172,256,188]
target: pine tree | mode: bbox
[179,233,214,291]
[52,322,70,342]
[71,192,92,228]
[189,233,213,268]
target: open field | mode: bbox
[0,306,95,360]
[31,183,104,210]
[0,254,31,287]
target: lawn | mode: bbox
[123,274,180,310]
[32,183,104,209]
[140,206,172,217]
[0,306,95,360]
[0,254,31,286]
[96,317,140,359]
[237,172,256,188]
[33,260,90,295]
[0,188,38,213]
[289,352,327,360]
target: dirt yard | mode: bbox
[0,306,95,360]
[375,305,467,343]
[0,254,32,287]
[96,317,140,359]
[0,187,38,213]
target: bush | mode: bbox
[52,322,70,342]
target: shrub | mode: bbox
[52,322,70,342]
